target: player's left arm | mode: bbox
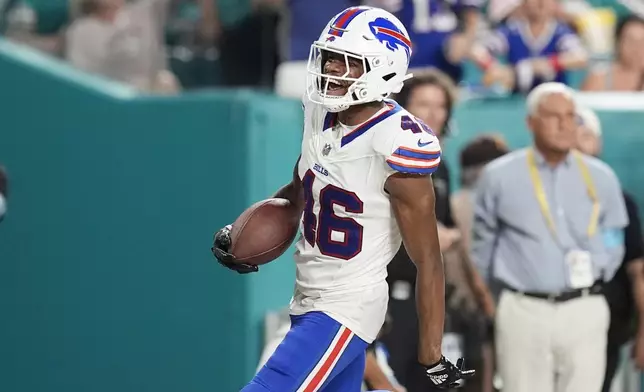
[385,173,444,364]
[386,172,473,388]
[378,117,474,388]
[378,114,444,365]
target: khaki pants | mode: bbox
[496,290,610,392]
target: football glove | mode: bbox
[211,225,258,274]
[424,356,475,389]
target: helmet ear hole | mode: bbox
[382,73,396,82]
[351,88,370,101]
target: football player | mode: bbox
[212,6,474,391]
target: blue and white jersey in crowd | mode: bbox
[482,18,586,92]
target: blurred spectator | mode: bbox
[364,343,406,392]
[556,0,600,27]
[383,69,462,392]
[450,135,509,319]
[557,1,616,59]
[581,15,644,91]
[281,0,360,62]
[373,0,483,83]
[618,0,644,19]
[0,0,21,34]
[215,0,281,87]
[574,106,644,391]
[471,0,588,94]
[472,83,628,392]
[452,135,509,256]
[575,106,602,157]
[364,315,406,392]
[1,0,64,55]
[65,0,180,93]
[486,0,522,25]
[164,0,223,88]
[450,135,509,392]
[0,166,7,222]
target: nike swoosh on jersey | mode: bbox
[417,140,434,147]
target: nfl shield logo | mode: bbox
[322,143,332,156]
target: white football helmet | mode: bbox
[306,6,413,113]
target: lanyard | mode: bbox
[527,149,600,240]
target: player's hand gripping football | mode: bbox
[424,356,475,389]
[211,225,258,274]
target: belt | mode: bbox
[504,282,604,303]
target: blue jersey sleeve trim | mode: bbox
[387,161,438,175]
[393,147,440,161]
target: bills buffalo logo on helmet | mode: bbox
[368,17,411,60]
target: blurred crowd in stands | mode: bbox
[1,0,643,94]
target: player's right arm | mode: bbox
[211,96,311,274]
[375,116,474,388]
[272,156,304,212]
[211,157,303,274]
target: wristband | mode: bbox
[548,55,563,72]
[477,55,496,71]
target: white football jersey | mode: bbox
[289,96,442,343]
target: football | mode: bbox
[229,198,301,266]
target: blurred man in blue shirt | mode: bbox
[472,83,628,392]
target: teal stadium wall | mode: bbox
[0,39,643,392]
[0,39,300,392]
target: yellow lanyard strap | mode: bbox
[527,149,600,239]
